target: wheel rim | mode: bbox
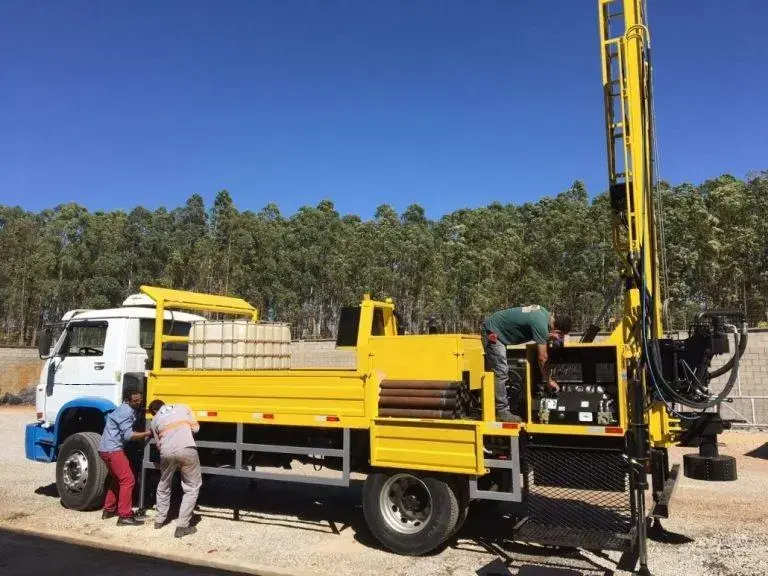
[62,450,89,494]
[379,473,433,535]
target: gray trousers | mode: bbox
[481,329,516,413]
[155,447,202,528]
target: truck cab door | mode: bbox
[43,320,121,424]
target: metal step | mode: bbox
[514,519,634,552]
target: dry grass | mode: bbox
[0,362,41,396]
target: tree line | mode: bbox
[1,172,766,345]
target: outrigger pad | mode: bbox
[683,454,737,481]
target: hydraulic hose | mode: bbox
[637,252,743,411]
[647,330,741,411]
[707,322,748,378]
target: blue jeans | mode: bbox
[481,327,516,413]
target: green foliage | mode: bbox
[1,173,766,344]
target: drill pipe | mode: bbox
[380,380,462,390]
[379,408,457,419]
[379,388,458,398]
[378,396,459,409]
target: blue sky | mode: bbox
[1,0,765,219]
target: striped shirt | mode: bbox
[149,404,199,458]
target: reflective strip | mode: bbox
[252,413,274,420]
[489,422,520,430]
[314,415,340,422]
[157,420,197,438]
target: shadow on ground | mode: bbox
[745,442,768,460]
[0,528,245,576]
[34,484,59,498]
[34,474,697,576]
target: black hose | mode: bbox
[637,258,742,411]
[708,323,748,378]
[647,330,740,410]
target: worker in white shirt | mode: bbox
[147,399,201,538]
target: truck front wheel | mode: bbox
[363,471,460,555]
[55,432,108,511]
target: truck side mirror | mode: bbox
[37,330,52,359]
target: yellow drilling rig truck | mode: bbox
[27,2,747,575]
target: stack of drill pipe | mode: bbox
[378,380,468,419]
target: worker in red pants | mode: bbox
[97,385,151,525]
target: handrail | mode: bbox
[139,285,259,371]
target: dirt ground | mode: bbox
[1,407,766,576]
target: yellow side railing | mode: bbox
[139,285,258,372]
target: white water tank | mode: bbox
[187,320,291,370]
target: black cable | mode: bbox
[648,330,740,410]
[708,325,748,379]
[637,246,743,411]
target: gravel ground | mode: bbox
[1,406,767,576]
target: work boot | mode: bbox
[116,515,144,526]
[154,519,169,529]
[174,526,197,538]
[495,410,522,423]
[102,509,117,520]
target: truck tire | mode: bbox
[56,432,108,511]
[363,471,460,555]
[451,478,470,537]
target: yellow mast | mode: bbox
[599,0,663,348]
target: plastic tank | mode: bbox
[187,320,291,370]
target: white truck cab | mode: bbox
[25,294,203,510]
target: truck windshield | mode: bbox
[139,318,191,368]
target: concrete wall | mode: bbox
[0,346,43,399]
[289,340,356,369]
[2,333,765,424]
[720,330,768,426]
[0,346,41,370]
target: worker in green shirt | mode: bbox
[481,305,572,422]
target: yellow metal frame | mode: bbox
[597,0,678,448]
[138,283,648,478]
[138,285,521,477]
[371,418,485,476]
[140,285,259,374]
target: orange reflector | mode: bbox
[263,414,274,420]
[501,422,520,430]
[315,415,340,422]
[605,426,623,434]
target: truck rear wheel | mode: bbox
[451,479,470,536]
[363,471,460,555]
[56,432,108,511]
